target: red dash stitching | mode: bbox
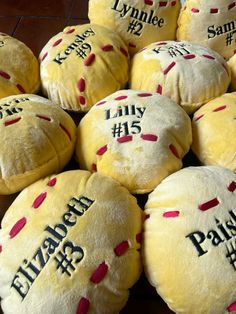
[202,54,215,60]
[169,144,180,159]
[145,0,153,5]
[157,42,167,45]
[228,2,236,10]
[77,78,85,92]
[163,62,176,75]
[79,96,86,105]
[136,233,142,243]
[59,123,72,141]
[227,301,236,312]
[120,47,129,57]
[90,262,108,284]
[117,135,133,143]
[47,177,57,187]
[9,217,27,239]
[141,134,158,141]
[129,43,136,48]
[115,95,128,100]
[77,297,90,314]
[53,38,62,47]
[101,44,113,51]
[16,84,25,93]
[183,54,196,59]
[41,52,48,61]
[0,245,2,253]
[4,117,21,126]
[137,93,152,97]
[0,70,10,80]
[228,181,236,192]
[114,240,129,256]
[191,8,200,13]
[96,145,108,156]
[84,53,95,66]
[194,114,204,122]
[159,1,167,6]
[156,84,163,94]
[171,1,176,5]
[213,105,226,112]
[198,198,219,211]
[66,28,75,34]
[32,192,47,208]
[163,211,180,218]
[91,163,97,172]
[36,115,51,121]
[210,8,219,13]
[96,101,106,106]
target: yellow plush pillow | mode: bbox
[228,54,236,91]
[130,40,230,114]
[177,0,236,60]
[0,94,76,195]
[39,24,129,112]
[88,0,181,55]
[192,92,236,172]
[76,89,192,194]
[0,170,142,314]
[0,33,40,99]
[144,166,236,314]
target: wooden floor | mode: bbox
[0,0,177,313]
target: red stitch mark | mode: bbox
[156,84,163,94]
[228,301,236,312]
[157,42,167,45]
[171,1,176,5]
[47,177,57,187]
[90,262,108,284]
[114,240,129,256]
[91,163,97,172]
[66,28,75,34]
[9,217,27,239]
[129,43,136,48]
[77,78,85,92]
[53,38,62,47]
[191,8,200,13]
[163,211,180,218]
[79,96,86,106]
[141,134,158,142]
[137,92,152,97]
[115,95,128,100]
[163,62,176,75]
[96,145,107,156]
[36,115,51,121]
[194,114,204,122]
[117,135,133,143]
[198,198,219,211]
[16,84,25,93]
[210,8,219,13]
[59,123,72,141]
[32,192,47,209]
[84,53,95,66]
[159,1,167,6]
[202,54,215,60]
[145,214,150,220]
[169,144,180,159]
[228,181,236,192]
[4,117,21,126]
[136,233,142,243]
[101,44,113,51]
[145,0,153,5]
[41,52,48,61]
[0,245,2,253]
[0,71,10,80]
[213,105,226,112]
[96,101,106,106]
[183,54,196,59]
[77,297,90,314]
[120,47,128,57]
[228,2,236,10]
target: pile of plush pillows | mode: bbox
[0,1,236,313]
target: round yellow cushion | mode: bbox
[144,166,236,314]
[130,40,230,114]
[39,24,129,112]
[0,94,76,195]
[88,0,181,55]
[177,0,236,60]
[0,170,142,314]
[228,54,236,90]
[76,89,192,194]
[0,33,40,99]
[192,92,236,172]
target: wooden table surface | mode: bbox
[0,0,182,313]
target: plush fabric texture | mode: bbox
[130,40,231,114]
[177,0,236,60]
[0,170,142,314]
[39,24,129,112]
[0,33,40,99]
[0,94,76,195]
[76,89,192,194]
[88,0,181,56]
[143,166,236,314]
[228,54,236,91]
[192,92,236,172]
